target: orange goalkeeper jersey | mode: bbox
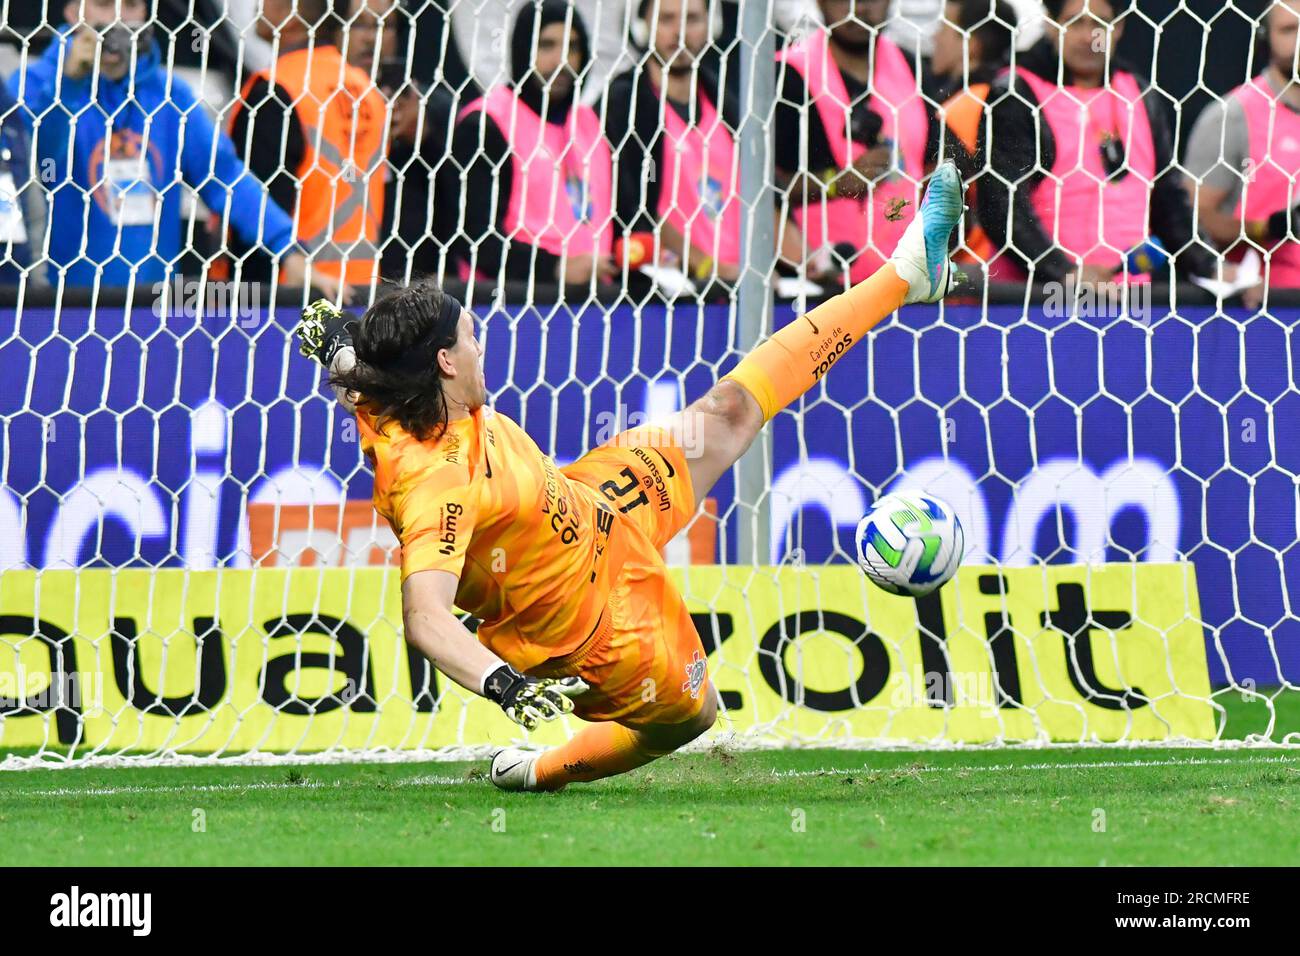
[358,405,626,669]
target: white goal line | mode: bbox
[9,773,477,800]
[9,754,1299,799]
[772,754,1300,780]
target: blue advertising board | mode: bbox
[2,300,1296,687]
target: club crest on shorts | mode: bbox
[682,649,707,700]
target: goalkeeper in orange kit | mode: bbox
[295,164,964,792]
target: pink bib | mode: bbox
[1231,75,1300,287]
[459,87,613,262]
[778,31,927,282]
[656,87,740,265]
[1017,68,1155,270]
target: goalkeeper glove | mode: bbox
[481,664,588,731]
[296,299,356,367]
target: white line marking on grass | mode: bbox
[6,774,475,799]
[9,755,1300,798]
[774,754,1300,779]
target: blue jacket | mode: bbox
[8,29,297,288]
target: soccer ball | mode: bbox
[855,491,964,596]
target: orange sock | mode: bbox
[533,722,666,791]
[723,263,909,422]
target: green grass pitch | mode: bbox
[3,693,1298,867]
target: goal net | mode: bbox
[0,0,1296,768]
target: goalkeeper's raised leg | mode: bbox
[664,162,965,509]
[500,163,965,790]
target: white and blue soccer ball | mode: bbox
[854,491,964,596]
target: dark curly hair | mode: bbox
[330,279,463,442]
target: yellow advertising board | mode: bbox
[0,563,1214,755]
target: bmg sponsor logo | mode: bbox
[438,502,465,556]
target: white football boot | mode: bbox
[489,747,542,792]
[889,161,966,304]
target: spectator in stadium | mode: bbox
[450,1,825,110]
[451,1,615,287]
[884,0,1045,68]
[224,0,276,74]
[774,0,931,284]
[7,0,313,290]
[449,0,628,111]
[606,0,741,285]
[978,0,1214,285]
[228,0,387,291]
[930,0,1016,103]
[1185,0,1300,293]
[0,76,45,286]
[931,0,1017,267]
[355,0,460,279]
[343,0,400,78]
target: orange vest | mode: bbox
[232,45,386,283]
[940,82,994,264]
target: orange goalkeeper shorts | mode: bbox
[531,426,710,727]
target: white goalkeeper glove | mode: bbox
[481,664,589,731]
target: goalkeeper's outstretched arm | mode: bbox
[403,569,507,693]
[403,570,586,730]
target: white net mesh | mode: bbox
[1,0,1298,768]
